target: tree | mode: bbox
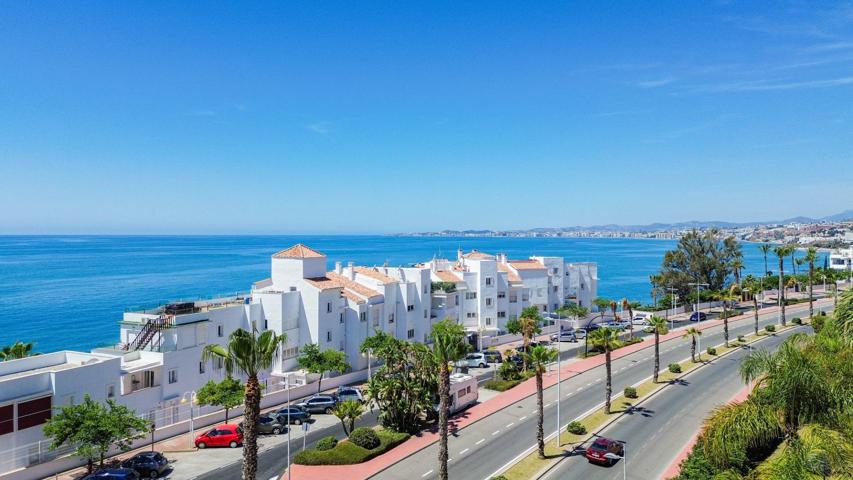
[360,331,437,434]
[609,300,618,322]
[657,229,742,302]
[196,377,244,423]
[297,344,351,394]
[683,327,702,363]
[650,274,663,309]
[332,400,364,436]
[743,276,762,336]
[43,395,149,473]
[649,316,669,383]
[731,258,744,287]
[716,286,740,348]
[430,319,469,480]
[201,328,286,480]
[523,345,558,458]
[759,243,772,278]
[622,298,637,339]
[0,341,37,360]
[774,245,794,326]
[593,297,611,314]
[508,307,542,371]
[588,327,621,414]
[803,247,818,319]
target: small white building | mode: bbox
[829,247,853,272]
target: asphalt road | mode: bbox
[541,324,806,480]
[371,302,830,480]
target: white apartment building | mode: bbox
[829,247,853,272]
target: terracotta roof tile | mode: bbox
[354,267,398,284]
[434,270,462,283]
[273,244,326,259]
[497,263,522,282]
[326,272,383,300]
[508,260,547,271]
[462,249,495,260]
[303,276,342,291]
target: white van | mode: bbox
[448,373,478,414]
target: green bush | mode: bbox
[820,310,827,316]
[483,379,522,392]
[792,317,802,325]
[566,421,587,435]
[812,315,826,333]
[316,436,338,451]
[623,386,638,398]
[765,324,776,333]
[669,363,682,374]
[349,427,380,450]
[294,429,409,465]
[491,477,509,480]
[706,347,717,356]
[737,335,745,342]
[498,360,522,381]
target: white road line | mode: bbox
[422,470,433,478]
[545,402,552,408]
[520,415,528,421]
[566,393,572,397]
[506,422,515,428]
[492,430,500,436]
[476,438,485,445]
[586,382,592,386]
[576,387,583,391]
[459,448,469,455]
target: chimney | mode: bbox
[457,247,463,261]
[335,261,342,275]
[347,261,355,280]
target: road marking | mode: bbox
[576,387,583,391]
[476,438,485,445]
[520,415,528,421]
[586,382,592,386]
[566,393,572,397]
[459,448,469,455]
[545,402,552,408]
[506,422,515,428]
[422,470,433,478]
[492,430,500,436]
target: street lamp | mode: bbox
[666,287,678,330]
[688,282,709,356]
[278,376,294,480]
[180,391,197,449]
[603,440,627,480]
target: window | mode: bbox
[486,317,492,326]
[454,295,459,306]
[388,313,395,324]
[553,304,558,311]
[168,369,178,384]
[407,329,415,339]
[327,302,332,313]
[217,325,223,337]
[107,384,115,398]
[360,311,367,322]
[552,268,559,274]
[537,288,545,297]
[214,357,224,369]
[466,292,477,300]
[510,295,518,303]
[17,397,51,430]
[424,285,428,294]
[264,319,268,330]
[199,362,205,374]
[282,346,298,359]
[553,286,558,292]
[498,291,506,299]
[485,277,493,286]
[466,312,477,319]
[424,309,428,319]
[290,286,297,292]
[326,331,332,342]
[340,313,344,324]
[498,311,506,318]
[407,305,414,311]
[0,405,13,435]
[486,298,493,307]
[372,309,380,327]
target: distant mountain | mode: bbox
[820,210,853,222]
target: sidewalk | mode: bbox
[289,299,831,480]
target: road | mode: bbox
[370,302,830,480]
[542,324,806,480]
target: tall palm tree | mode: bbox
[744,276,762,336]
[731,258,744,287]
[593,297,611,315]
[650,274,663,309]
[804,247,818,319]
[430,319,469,480]
[716,286,740,347]
[588,327,621,414]
[524,345,558,458]
[518,306,542,371]
[201,328,286,480]
[0,341,36,360]
[648,316,669,383]
[760,243,772,288]
[683,327,702,363]
[774,245,794,326]
[621,298,635,339]
[609,300,618,322]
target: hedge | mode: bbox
[706,347,717,356]
[737,335,745,342]
[293,429,410,465]
[566,421,586,435]
[669,363,682,373]
[349,427,380,450]
[765,324,776,333]
[483,378,523,392]
[316,436,338,451]
[623,386,638,399]
[792,317,802,325]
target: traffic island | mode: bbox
[293,428,410,465]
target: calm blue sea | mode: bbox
[0,236,811,354]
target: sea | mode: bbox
[0,235,816,354]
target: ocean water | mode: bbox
[0,236,807,354]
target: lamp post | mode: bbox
[556,314,562,446]
[688,282,709,356]
[603,440,627,480]
[150,422,156,452]
[279,376,293,480]
[180,391,197,449]
[666,287,678,330]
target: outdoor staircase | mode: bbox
[125,315,174,351]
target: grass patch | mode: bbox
[483,378,523,392]
[293,429,410,465]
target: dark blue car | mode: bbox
[82,468,140,480]
[121,452,169,478]
[689,312,708,321]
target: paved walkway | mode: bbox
[288,299,830,480]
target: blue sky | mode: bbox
[1,1,852,234]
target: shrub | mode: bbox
[706,347,717,356]
[737,335,745,342]
[498,360,522,381]
[294,429,409,465]
[669,363,682,373]
[820,310,827,316]
[483,379,522,392]
[316,436,338,451]
[349,427,380,450]
[792,317,802,325]
[491,477,509,480]
[812,315,826,333]
[765,324,776,333]
[623,386,638,399]
[566,421,587,435]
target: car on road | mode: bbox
[574,328,587,339]
[194,424,243,449]
[585,323,603,331]
[336,386,364,403]
[632,314,651,326]
[550,331,578,342]
[456,352,490,368]
[506,355,524,368]
[690,312,708,321]
[120,452,169,478]
[272,406,311,425]
[482,350,503,364]
[603,321,629,330]
[82,469,140,480]
[585,437,624,466]
[295,394,339,414]
[239,413,287,435]
[514,342,541,354]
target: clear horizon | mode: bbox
[2,1,852,234]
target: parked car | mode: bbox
[604,321,628,330]
[551,331,578,342]
[514,342,540,354]
[272,406,311,425]
[239,413,286,435]
[506,355,524,368]
[482,350,503,364]
[456,352,489,368]
[82,469,140,480]
[632,314,651,326]
[295,395,339,414]
[121,452,169,478]
[574,328,587,339]
[690,312,708,322]
[194,424,243,449]
[585,437,624,465]
[336,386,364,403]
[585,323,603,331]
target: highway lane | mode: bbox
[542,324,807,480]
[371,302,830,480]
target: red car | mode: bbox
[585,437,624,465]
[194,424,243,449]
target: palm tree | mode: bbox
[760,243,772,287]
[429,319,469,480]
[648,316,669,383]
[0,341,36,360]
[621,298,635,339]
[731,258,744,287]
[804,247,818,319]
[588,327,621,414]
[744,276,762,336]
[201,328,286,480]
[650,274,663,309]
[524,345,558,458]
[332,400,365,436]
[774,245,794,326]
[716,286,740,347]
[609,300,618,322]
[683,327,702,363]
[593,297,611,316]
[518,306,542,371]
